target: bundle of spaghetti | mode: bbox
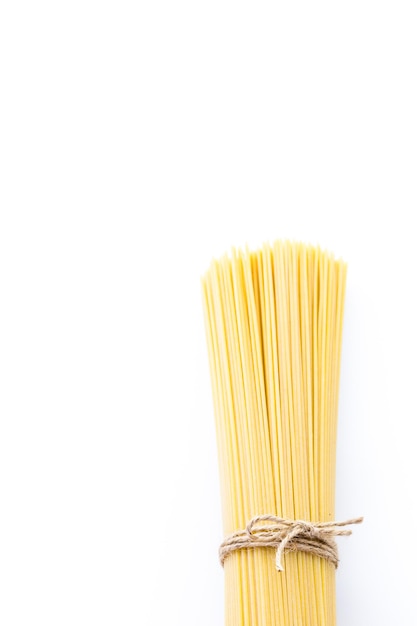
[202,241,348,626]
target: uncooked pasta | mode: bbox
[202,241,360,626]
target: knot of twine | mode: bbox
[219,515,363,571]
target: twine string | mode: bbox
[220,515,363,571]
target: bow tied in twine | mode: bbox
[219,515,363,571]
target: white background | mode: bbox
[1,1,416,624]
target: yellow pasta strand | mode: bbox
[202,241,347,626]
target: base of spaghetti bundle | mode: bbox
[219,515,363,571]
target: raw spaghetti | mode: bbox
[202,241,357,626]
